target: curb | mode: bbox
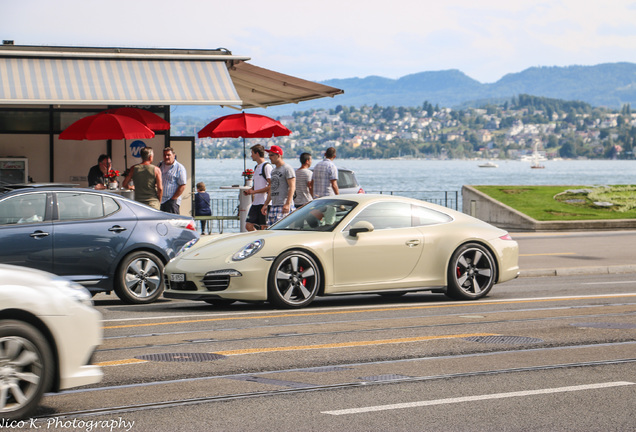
[520,264,636,278]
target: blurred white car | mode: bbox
[0,264,103,420]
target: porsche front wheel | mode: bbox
[447,243,496,300]
[268,250,321,308]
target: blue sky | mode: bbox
[3,0,636,83]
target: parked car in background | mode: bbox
[0,185,198,304]
[164,194,519,308]
[337,167,365,195]
[0,264,102,420]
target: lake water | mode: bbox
[194,158,636,196]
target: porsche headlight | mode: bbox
[232,239,264,261]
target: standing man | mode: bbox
[313,147,339,198]
[243,144,272,231]
[122,147,163,209]
[294,152,313,208]
[261,145,295,227]
[159,147,187,214]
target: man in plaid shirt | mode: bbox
[312,147,339,198]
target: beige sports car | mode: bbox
[164,194,519,308]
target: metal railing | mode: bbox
[195,190,460,233]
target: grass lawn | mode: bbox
[473,185,636,221]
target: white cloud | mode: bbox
[2,0,636,83]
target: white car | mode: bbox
[164,195,519,308]
[0,264,103,420]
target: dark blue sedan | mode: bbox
[0,186,199,304]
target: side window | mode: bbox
[57,192,111,220]
[338,171,357,189]
[411,204,453,226]
[103,196,119,216]
[348,202,412,230]
[0,193,47,225]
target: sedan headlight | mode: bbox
[52,279,93,307]
[176,238,199,257]
[232,239,264,261]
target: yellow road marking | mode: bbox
[95,332,497,366]
[96,358,148,367]
[519,252,577,257]
[214,333,498,356]
[103,294,636,330]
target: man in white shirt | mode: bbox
[243,144,272,230]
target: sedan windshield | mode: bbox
[270,199,357,232]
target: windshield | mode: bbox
[270,199,358,232]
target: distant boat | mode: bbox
[478,161,498,168]
[530,153,545,169]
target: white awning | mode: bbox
[0,46,343,108]
[0,57,241,106]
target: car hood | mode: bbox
[176,229,325,262]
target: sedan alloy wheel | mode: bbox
[115,251,164,304]
[0,320,54,420]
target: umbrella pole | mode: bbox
[243,137,247,174]
[124,139,128,170]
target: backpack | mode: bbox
[256,162,271,179]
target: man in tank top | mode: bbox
[122,147,163,209]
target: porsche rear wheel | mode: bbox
[268,250,321,308]
[447,243,496,300]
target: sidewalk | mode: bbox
[514,230,636,278]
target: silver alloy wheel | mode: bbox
[0,321,52,420]
[269,251,321,308]
[447,243,496,300]
[125,257,161,298]
[115,251,164,304]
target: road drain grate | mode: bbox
[359,374,413,382]
[464,335,544,345]
[572,322,636,329]
[135,353,226,362]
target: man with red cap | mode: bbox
[261,145,296,227]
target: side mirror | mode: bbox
[349,221,374,237]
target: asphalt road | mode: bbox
[31,231,636,432]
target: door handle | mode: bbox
[405,239,420,248]
[29,231,50,239]
[108,225,127,233]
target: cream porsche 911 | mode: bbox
[164,195,519,308]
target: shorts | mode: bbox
[247,204,267,228]
[267,205,291,227]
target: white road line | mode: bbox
[583,281,636,285]
[321,381,635,416]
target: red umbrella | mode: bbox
[59,112,155,169]
[102,107,170,131]
[198,113,291,172]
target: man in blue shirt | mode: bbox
[159,147,187,214]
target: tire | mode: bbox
[268,250,321,308]
[0,320,54,420]
[114,251,164,304]
[446,243,496,300]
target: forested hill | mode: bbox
[172,62,636,120]
[321,63,636,110]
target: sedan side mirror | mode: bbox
[349,221,374,237]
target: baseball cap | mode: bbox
[265,145,283,156]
